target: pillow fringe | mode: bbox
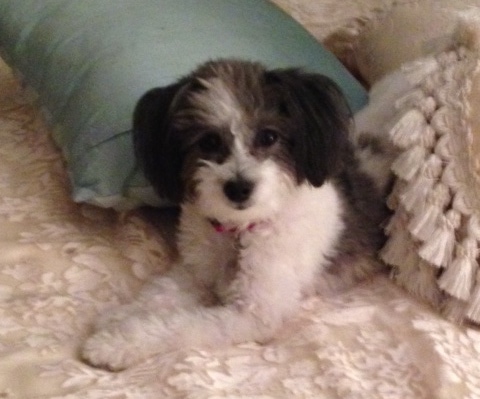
[382,29,480,323]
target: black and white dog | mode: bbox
[82,59,392,370]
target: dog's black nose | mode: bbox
[223,179,254,204]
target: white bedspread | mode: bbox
[1,1,480,398]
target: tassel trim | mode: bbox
[418,209,461,267]
[438,238,478,300]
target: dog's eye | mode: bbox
[198,133,222,153]
[255,129,279,148]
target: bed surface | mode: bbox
[1,1,480,398]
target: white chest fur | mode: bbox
[178,182,345,303]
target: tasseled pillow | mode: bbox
[380,13,480,324]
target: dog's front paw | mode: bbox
[81,328,145,371]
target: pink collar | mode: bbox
[209,219,257,234]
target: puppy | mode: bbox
[82,59,391,371]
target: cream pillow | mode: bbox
[354,1,480,86]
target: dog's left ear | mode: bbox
[265,69,352,187]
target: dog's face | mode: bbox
[134,60,351,225]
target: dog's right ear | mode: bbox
[133,82,187,203]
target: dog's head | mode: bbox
[134,59,351,225]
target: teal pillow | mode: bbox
[0,0,368,209]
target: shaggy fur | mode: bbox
[81,59,391,370]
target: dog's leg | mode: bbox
[81,264,215,370]
[93,265,211,330]
[81,252,301,371]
